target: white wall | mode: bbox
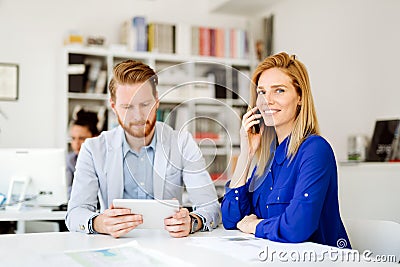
[0,0,248,148]
[255,0,400,160]
[1,0,399,161]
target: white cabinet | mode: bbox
[338,162,400,223]
[63,46,252,196]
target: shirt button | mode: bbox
[304,193,309,197]
[141,157,144,162]
[140,182,144,186]
[234,190,238,194]
[277,196,280,201]
[266,205,269,209]
[270,187,273,191]
[235,196,239,201]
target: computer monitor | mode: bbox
[0,148,68,208]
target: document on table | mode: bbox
[190,235,265,262]
[189,235,341,263]
[41,241,192,267]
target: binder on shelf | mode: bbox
[366,119,400,162]
[68,75,87,93]
[389,122,400,162]
[68,54,88,93]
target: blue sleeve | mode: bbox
[221,167,257,229]
[255,138,335,242]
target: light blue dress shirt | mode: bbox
[122,132,156,199]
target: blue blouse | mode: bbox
[221,135,351,249]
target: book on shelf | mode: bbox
[366,119,400,162]
[194,26,248,59]
[148,23,176,54]
[203,154,228,182]
[174,106,190,132]
[210,28,216,57]
[224,29,231,58]
[195,132,220,140]
[175,23,191,56]
[94,70,107,94]
[264,14,274,57]
[237,69,251,103]
[85,58,103,93]
[206,68,240,99]
[134,16,147,52]
[199,27,211,56]
[191,26,199,56]
[156,107,177,129]
[118,19,249,59]
[120,16,147,52]
[215,28,225,58]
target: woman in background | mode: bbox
[221,52,351,248]
[67,109,99,199]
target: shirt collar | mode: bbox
[122,129,157,158]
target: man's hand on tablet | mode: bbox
[93,204,143,238]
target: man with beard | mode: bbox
[66,60,220,238]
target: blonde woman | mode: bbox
[222,52,351,248]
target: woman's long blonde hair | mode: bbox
[250,52,320,177]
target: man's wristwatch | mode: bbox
[189,214,199,234]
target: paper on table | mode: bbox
[41,241,192,267]
[190,236,265,262]
[190,236,349,263]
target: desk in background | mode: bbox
[0,207,66,233]
[338,162,400,223]
[0,228,396,267]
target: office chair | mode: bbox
[344,219,400,260]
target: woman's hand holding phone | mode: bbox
[239,107,264,158]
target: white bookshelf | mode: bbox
[62,45,253,195]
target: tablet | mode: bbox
[112,199,180,230]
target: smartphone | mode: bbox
[252,110,263,134]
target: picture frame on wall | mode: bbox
[0,63,19,101]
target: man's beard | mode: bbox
[116,112,157,138]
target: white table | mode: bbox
[0,206,66,233]
[0,227,397,266]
